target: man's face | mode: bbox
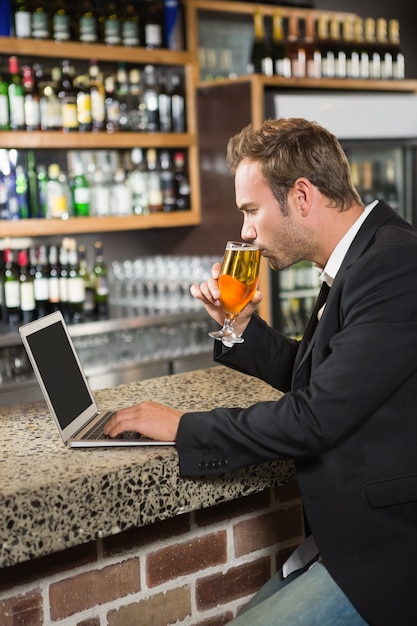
[235,158,313,271]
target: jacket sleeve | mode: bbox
[176,234,417,477]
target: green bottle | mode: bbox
[92,241,109,317]
[0,67,10,130]
[70,161,90,216]
[8,56,25,130]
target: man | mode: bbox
[105,118,417,625]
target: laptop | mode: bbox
[19,310,175,448]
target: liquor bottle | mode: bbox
[32,244,50,317]
[3,247,20,326]
[31,3,50,39]
[15,163,30,218]
[304,15,321,79]
[271,10,290,78]
[8,56,25,131]
[104,74,120,132]
[248,8,272,76]
[89,61,106,132]
[388,19,405,80]
[37,164,48,217]
[121,0,140,46]
[158,70,172,132]
[364,17,380,80]
[78,0,98,43]
[0,69,10,130]
[317,15,332,78]
[116,62,130,131]
[26,150,41,217]
[170,72,185,133]
[128,147,149,215]
[14,0,31,38]
[53,0,71,41]
[70,160,90,216]
[143,65,160,132]
[92,241,109,317]
[286,14,306,78]
[127,67,145,131]
[90,155,112,216]
[78,244,95,317]
[144,0,163,49]
[160,150,176,212]
[48,244,61,313]
[39,66,62,131]
[18,248,35,323]
[111,167,132,215]
[102,0,121,46]
[75,73,92,132]
[46,163,70,219]
[173,150,190,211]
[58,240,70,321]
[146,148,163,212]
[353,17,369,80]
[163,0,183,50]
[58,60,78,132]
[67,240,85,323]
[22,64,41,131]
[376,18,391,80]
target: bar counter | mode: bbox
[0,366,296,569]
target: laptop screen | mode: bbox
[26,320,93,429]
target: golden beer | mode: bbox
[218,245,261,318]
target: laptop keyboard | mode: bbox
[84,411,143,441]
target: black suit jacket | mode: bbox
[176,201,417,625]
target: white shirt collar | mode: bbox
[319,200,378,287]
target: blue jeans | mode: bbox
[231,562,369,626]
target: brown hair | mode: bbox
[226,118,364,214]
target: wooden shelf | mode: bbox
[1,212,200,238]
[0,36,193,66]
[0,131,194,150]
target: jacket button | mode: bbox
[199,461,207,470]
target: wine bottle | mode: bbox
[58,240,70,321]
[388,19,405,80]
[58,60,78,132]
[271,10,290,78]
[89,61,106,132]
[39,65,63,131]
[286,14,306,78]
[104,74,120,133]
[143,64,160,132]
[128,147,149,215]
[22,64,41,131]
[160,150,176,212]
[67,240,86,323]
[116,62,130,131]
[0,69,10,130]
[122,0,140,47]
[248,8,272,76]
[343,17,359,79]
[75,73,92,132]
[15,164,30,218]
[111,167,132,215]
[174,150,190,211]
[146,148,163,212]
[158,70,172,133]
[170,72,185,133]
[8,56,25,131]
[27,150,40,217]
[48,244,61,313]
[78,244,95,317]
[18,249,35,323]
[376,18,391,80]
[304,15,321,79]
[92,241,109,317]
[46,163,70,219]
[364,17,380,79]
[33,244,50,317]
[144,0,163,49]
[3,247,21,326]
[127,67,145,132]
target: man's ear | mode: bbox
[292,178,313,216]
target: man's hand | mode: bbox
[104,401,183,442]
[190,262,262,336]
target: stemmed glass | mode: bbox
[209,241,261,346]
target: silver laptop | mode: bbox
[19,311,175,448]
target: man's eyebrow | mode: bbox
[238,203,257,212]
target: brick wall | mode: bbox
[0,482,304,626]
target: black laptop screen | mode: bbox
[26,321,93,429]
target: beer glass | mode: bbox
[209,241,261,346]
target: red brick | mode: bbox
[273,481,302,504]
[102,514,190,557]
[49,557,140,620]
[195,491,270,527]
[147,531,227,587]
[0,589,43,626]
[107,586,191,626]
[234,505,304,557]
[77,618,101,626]
[196,557,271,610]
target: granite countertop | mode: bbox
[0,366,296,568]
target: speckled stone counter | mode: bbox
[0,366,296,569]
